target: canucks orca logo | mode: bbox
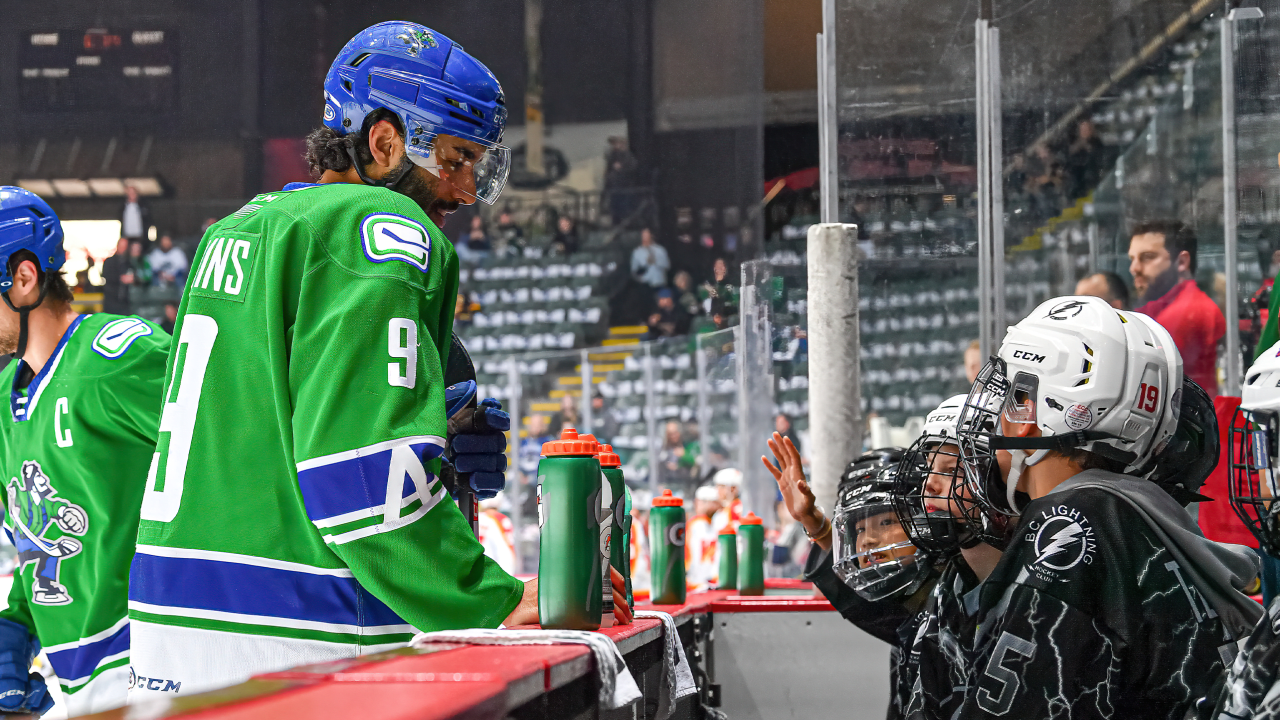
[1026,505,1096,573]
[6,461,88,605]
[361,213,431,272]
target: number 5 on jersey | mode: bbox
[141,315,218,522]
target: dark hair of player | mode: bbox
[304,108,405,180]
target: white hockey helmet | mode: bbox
[920,394,967,441]
[957,296,1182,511]
[1229,341,1280,556]
[712,468,742,487]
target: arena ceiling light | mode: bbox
[16,176,163,199]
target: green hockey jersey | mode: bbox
[0,313,168,716]
[128,182,523,698]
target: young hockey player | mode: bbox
[954,295,1262,719]
[766,443,932,720]
[1196,340,1280,719]
[0,188,170,715]
[765,393,1009,720]
[128,23,621,697]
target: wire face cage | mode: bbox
[1229,405,1280,557]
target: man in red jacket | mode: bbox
[1128,220,1224,395]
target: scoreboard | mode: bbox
[18,28,178,112]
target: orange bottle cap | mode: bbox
[652,489,683,507]
[597,444,621,468]
[740,512,763,525]
[718,526,737,536]
[541,428,600,456]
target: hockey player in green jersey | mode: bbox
[129,22,570,698]
[0,187,169,716]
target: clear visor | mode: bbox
[407,131,512,205]
[832,504,923,597]
[833,543,928,601]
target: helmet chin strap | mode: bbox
[1,274,51,361]
[1003,447,1047,515]
[344,143,416,193]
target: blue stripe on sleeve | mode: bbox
[45,623,129,683]
[296,440,443,525]
[129,553,407,629]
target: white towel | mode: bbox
[634,610,698,720]
[409,628,642,710]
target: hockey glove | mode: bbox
[445,381,511,500]
[0,618,54,716]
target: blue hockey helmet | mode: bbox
[323,22,510,205]
[0,187,64,292]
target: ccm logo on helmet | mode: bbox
[1011,349,1046,363]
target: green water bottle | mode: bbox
[537,428,603,629]
[580,434,614,628]
[717,527,737,590]
[598,445,631,615]
[622,487,634,609]
[737,512,765,596]
[649,489,687,605]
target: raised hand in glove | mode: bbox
[0,619,54,717]
[445,380,512,499]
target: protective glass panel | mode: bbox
[833,0,982,429]
[999,4,1226,396]
[1232,5,1279,368]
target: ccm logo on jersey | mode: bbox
[190,233,257,303]
[129,667,181,693]
[361,213,431,272]
[1011,349,1046,363]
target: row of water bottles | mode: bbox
[536,428,767,630]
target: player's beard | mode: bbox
[397,165,460,225]
[0,319,19,356]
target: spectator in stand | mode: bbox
[1129,220,1225,395]
[160,302,178,335]
[774,413,801,457]
[100,237,134,315]
[672,271,701,318]
[604,136,640,226]
[1025,143,1065,219]
[700,257,737,315]
[128,241,153,287]
[517,414,553,481]
[493,211,525,258]
[454,215,492,265]
[586,391,619,446]
[658,420,696,486]
[1075,270,1130,309]
[453,291,478,333]
[147,233,189,288]
[630,228,669,289]
[1065,120,1107,201]
[647,288,689,338]
[119,186,152,247]
[549,216,579,257]
[964,339,983,384]
[551,393,580,434]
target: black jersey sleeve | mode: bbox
[803,543,915,645]
[1208,598,1280,720]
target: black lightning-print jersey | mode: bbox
[899,558,981,720]
[958,487,1238,720]
[1207,597,1280,719]
[805,545,935,719]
